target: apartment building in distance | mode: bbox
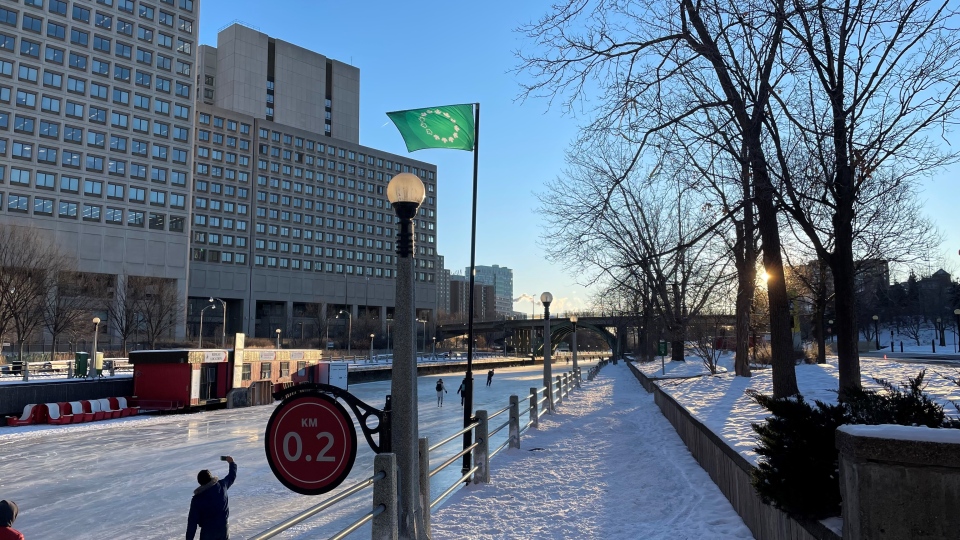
[472,264,513,317]
[187,23,439,339]
[0,0,200,335]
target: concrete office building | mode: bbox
[449,274,495,322]
[0,0,200,338]
[472,264,513,316]
[436,254,450,317]
[186,24,438,342]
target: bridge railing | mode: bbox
[248,367,584,539]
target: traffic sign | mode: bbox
[265,392,358,495]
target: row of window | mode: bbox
[14,0,193,22]
[0,190,184,229]
[196,130,249,150]
[0,165,186,207]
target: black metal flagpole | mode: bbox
[462,102,480,477]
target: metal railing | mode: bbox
[249,367,584,539]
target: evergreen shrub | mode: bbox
[749,370,951,518]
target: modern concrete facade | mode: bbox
[0,0,199,336]
[186,24,438,342]
[436,254,450,317]
[473,264,513,316]
[0,7,437,348]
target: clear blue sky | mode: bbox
[199,0,960,312]
[199,0,595,315]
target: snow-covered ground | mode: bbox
[0,362,594,539]
[650,355,960,466]
[430,363,753,540]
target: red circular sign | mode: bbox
[264,393,357,495]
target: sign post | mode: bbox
[265,392,357,496]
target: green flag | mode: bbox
[387,104,475,152]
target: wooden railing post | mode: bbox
[371,453,398,540]
[556,375,563,406]
[473,410,490,484]
[508,395,520,449]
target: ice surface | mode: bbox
[0,361,601,539]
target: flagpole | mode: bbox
[462,102,480,478]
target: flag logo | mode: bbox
[387,104,475,152]
[419,109,461,145]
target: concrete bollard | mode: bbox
[418,437,430,536]
[371,453,398,540]
[508,395,520,449]
[473,410,490,484]
[530,387,539,429]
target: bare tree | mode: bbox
[133,276,183,348]
[43,272,105,363]
[109,274,142,355]
[0,226,64,378]
[689,312,725,374]
[519,0,801,396]
[765,0,960,395]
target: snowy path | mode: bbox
[430,363,754,540]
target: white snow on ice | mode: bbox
[0,360,755,539]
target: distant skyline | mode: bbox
[199,0,960,314]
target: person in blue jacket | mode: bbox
[187,456,237,540]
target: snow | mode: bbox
[0,360,754,539]
[837,423,960,443]
[429,363,753,540]
[650,355,960,466]
[632,352,732,378]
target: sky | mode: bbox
[197,0,592,315]
[196,0,960,313]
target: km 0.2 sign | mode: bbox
[265,392,357,495]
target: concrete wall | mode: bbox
[837,425,960,540]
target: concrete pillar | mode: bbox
[473,410,490,484]
[529,387,538,429]
[837,425,960,540]
[371,453,398,540]
[418,437,430,536]
[508,395,520,449]
[285,300,294,342]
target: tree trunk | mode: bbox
[832,230,861,396]
[734,271,754,377]
[753,165,799,397]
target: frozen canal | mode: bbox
[0,360,590,539]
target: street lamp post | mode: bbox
[275,328,281,349]
[387,172,428,538]
[198,304,215,348]
[431,336,436,360]
[369,333,375,362]
[89,317,101,379]
[541,292,554,411]
[209,297,227,348]
[339,310,352,355]
[872,315,880,350]
[570,315,579,387]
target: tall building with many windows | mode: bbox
[0,5,438,346]
[187,24,438,340]
[0,0,199,335]
[472,264,513,317]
